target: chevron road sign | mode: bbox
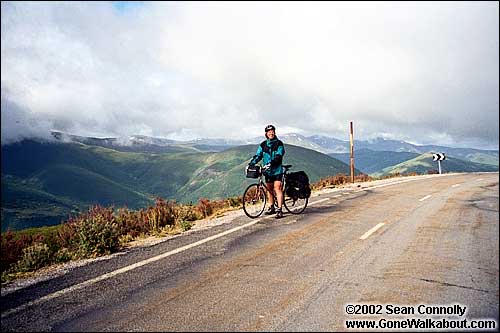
[432,153,446,161]
[432,153,446,174]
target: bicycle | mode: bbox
[242,164,308,218]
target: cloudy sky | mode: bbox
[1,1,499,149]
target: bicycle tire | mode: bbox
[283,185,308,214]
[242,183,267,218]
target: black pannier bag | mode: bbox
[286,171,311,198]
[245,165,261,178]
[285,182,299,199]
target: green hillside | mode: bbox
[372,153,499,177]
[175,144,359,202]
[1,175,83,231]
[1,141,200,231]
[34,164,152,207]
[464,152,499,166]
[1,140,208,201]
[329,149,420,174]
[2,140,354,231]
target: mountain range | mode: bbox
[57,130,499,172]
[1,131,497,231]
[52,131,499,165]
[1,138,358,231]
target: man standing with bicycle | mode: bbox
[248,125,285,219]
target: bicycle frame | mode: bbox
[242,164,309,218]
[255,172,287,208]
[242,164,308,218]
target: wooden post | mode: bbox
[349,121,354,183]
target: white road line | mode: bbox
[477,178,484,181]
[308,198,330,206]
[1,216,266,319]
[333,194,342,198]
[419,195,432,202]
[354,177,420,192]
[359,223,385,240]
[451,184,461,188]
[348,173,458,194]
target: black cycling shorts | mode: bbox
[265,173,283,183]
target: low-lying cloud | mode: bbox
[1,1,498,149]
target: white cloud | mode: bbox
[1,1,498,149]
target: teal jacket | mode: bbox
[249,137,285,176]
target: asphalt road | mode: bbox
[1,173,498,332]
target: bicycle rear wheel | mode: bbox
[242,184,267,218]
[283,191,308,214]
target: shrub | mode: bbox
[176,204,202,222]
[1,194,244,280]
[386,172,401,179]
[146,198,177,234]
[118,234,135,247]
[54,247,74,263]
[75,205,120,257]
[228,196,242,207]
[115,207,146,238]
[311,173,349,190]
[197,198,213,218]
[57,220,79,251]
[15,243,52,273]
[1,231,40,274]
[41,229,63,257]
[354,173,372,182]
[178,220,192,232]
[310,173,374,190]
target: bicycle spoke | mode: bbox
[243,184,266,218]
[283,194,308,214]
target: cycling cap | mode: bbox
[265,124,276,132]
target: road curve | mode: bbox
[1,173,498,331]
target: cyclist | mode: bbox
[248,124,285,219]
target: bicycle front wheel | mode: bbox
[242,184,267,218]
[283,192,308,215]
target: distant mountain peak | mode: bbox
[48,130,498,163]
